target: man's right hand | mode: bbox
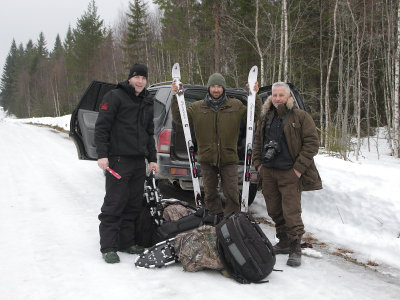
[171,81,178,95]
[97,158,109,170]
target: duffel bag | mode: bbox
[152,207,220,244]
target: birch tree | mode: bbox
[324,0,338,149]
[394,0,400,157]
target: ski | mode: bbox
[172,63,202,208]
[241,66,258,212]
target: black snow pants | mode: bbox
[98,156,146,253]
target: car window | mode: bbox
[184,90,207,104]
[183,89,247,106]
[154,100,165,119]
[78,81,117,112]
[155,87,170,105]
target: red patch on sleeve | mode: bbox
[100,102,108,110]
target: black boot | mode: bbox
[287,236,302,267]
[273,232,290,254]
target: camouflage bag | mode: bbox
[174,225,223,272]
[162,201,194,222]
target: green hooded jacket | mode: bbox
[171,94,261,167]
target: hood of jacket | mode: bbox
[261,95,295,118]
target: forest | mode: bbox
[0,0,399,159]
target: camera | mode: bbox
[263,140,281,162]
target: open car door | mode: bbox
[69,81,117,160]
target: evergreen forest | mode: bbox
[1,0,399,159]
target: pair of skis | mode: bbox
[172,63,258,212]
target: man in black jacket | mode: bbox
[95,63,158,264]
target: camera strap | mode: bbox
[265,109,292,143]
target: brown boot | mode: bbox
[273,232,290,254]
[287,236,302,267]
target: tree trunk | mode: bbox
[283,0,289,82]
[254,0,264,85]
[319,0,324,145]
[394,0,400,157]
[278,12,284,81]
[346,0,364,161]
[213,0,221,73]
[324,0,338,149]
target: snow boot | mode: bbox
[287,237,302,267]
[120,244,145,254]
[273,232,290,254]
[102,251,120,264]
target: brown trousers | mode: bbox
[200,163,239,216]
[260,167,304,240]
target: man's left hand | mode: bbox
[246,81,259,93]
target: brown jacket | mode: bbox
[253,96,322,191]
[171,94,261,166]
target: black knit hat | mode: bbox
[128,63,148,79]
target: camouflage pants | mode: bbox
[260,166,305,241]
[200,163,239,216]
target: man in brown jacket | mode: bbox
[171,73,261,218]
[252,82,322,267]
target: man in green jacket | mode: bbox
[252,82,322,267]
[171,73,261,218]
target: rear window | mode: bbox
[183,88,247,106]
[184,89,207,104]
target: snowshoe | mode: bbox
[135,238,178,268]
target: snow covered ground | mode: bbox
[1,106,400,300]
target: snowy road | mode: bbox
[0,120,399,300]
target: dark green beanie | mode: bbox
[207,73,226,89]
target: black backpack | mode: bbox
[216,212,276,284]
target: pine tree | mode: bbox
[36,32,49,58]
[29,32,48,77]
[154,0,203,82]
[0,40,18,111]
[123,0,149,65]
[51,34,64,59]
[71,0,106,86]
[63,26,75,54]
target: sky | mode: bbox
[0,0,154,75]
[0,107,400,299]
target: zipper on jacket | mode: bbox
[215,111,220,166]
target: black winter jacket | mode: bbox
[94,81,157,162]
